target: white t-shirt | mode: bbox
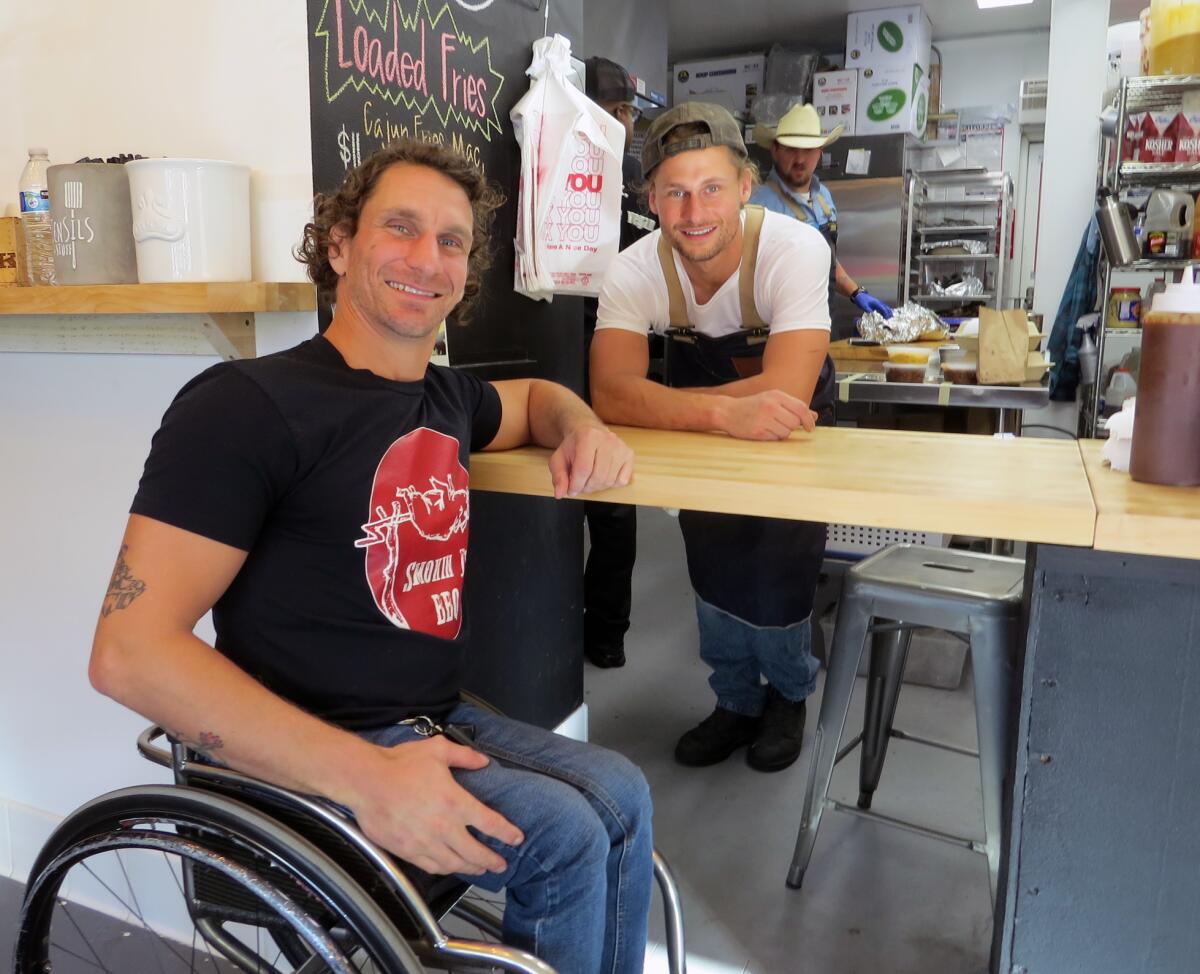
[595,209,831,339]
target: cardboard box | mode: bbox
[846,5,932,73]
[1168,111,1200,163]
[856,63,929,137]
[978,308,1040,386]
[0,216,26,286]
[672,54,764,119]
[813,70,858,135]
[1139,110,1178,162]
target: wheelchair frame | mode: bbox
[15,725,687,974]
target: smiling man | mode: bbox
[89,140,653,973]
[590,103,835,773]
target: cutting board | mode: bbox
[828,338,949,362]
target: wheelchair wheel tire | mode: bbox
[15,784,425,974]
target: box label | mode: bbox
[877,20,903,53]
[867,88,907,121]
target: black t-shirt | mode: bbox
[131,336,503,729]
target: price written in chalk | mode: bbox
[338,125,362,170]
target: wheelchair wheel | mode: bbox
[15,785,424,973]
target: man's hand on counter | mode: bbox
[548,423,634,499]
[715,390,817,441]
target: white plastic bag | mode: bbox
[511,34,625,300]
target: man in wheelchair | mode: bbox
[86,139,653,974]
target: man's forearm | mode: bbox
[592,373,731,432]
[525,378,609,446]
[834,260,857,299]
[90,628,380,808]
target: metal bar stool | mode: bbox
[786,544,1025,902]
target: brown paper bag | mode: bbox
[978,308,1035,385]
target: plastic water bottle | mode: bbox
[19,148,56,286]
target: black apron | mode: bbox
[660,205,835,627]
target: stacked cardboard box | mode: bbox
[846,5,932,138]
[671,54,765,120]
[812,70,858,135]
[0,217,26,286]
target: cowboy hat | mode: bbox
[753,103,843,151]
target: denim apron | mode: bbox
[767,179,839,299]
[659,205,835,627]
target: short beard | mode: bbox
[665,221,736,263]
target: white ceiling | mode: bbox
[668,0,1143,63]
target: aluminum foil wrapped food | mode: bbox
[857,302,949,343]
[920,238,989,255]
[931,275,985,297]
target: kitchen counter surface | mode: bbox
[1079,439,1200,561]
[472,425,1097,548]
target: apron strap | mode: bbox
[739,204,767,331]
[656,232,691,330]
[768,179,834,225]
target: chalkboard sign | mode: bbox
[306,0,584,384]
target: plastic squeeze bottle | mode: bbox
[1130,264,1200,485]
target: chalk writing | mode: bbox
[314,0,505,141]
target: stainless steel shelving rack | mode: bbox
[903,168,1014,312]
[1088,74,1200,437]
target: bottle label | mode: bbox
[20,189,49,214]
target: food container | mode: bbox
[942,361,978,385]
[47,163,138,285]
[1107,286,1143,329]
[125,158,251,283]
[885,345,934,365]
[883,361,927,383]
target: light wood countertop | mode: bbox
[472,425,1097,548]
[1079,440,1200,560]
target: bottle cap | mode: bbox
[1151,265,1200,314]
[27,147,48,156]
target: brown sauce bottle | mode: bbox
[1130,282,1200,486]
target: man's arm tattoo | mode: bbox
[173,729,228,766]
[102,544,146,616]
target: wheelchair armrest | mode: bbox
[137,725,177,769]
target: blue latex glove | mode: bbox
[853,289,893,319]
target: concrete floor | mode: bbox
[588,507,994,974]
[1,507,995,974]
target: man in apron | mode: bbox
[749,103,893,323]
[590,102,835,773]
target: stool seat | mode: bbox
[787,544,1025,905]
[852,545,1024,605]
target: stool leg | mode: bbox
[967,613,1018,905]
[787,588,873,889]
[858,622,913,809]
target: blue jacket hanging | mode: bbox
[1047,217,1101,401]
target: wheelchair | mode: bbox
[15,724,687,973]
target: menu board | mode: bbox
[306,0,584,378]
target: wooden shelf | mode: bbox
[0,282,317,360]
[0,282,316,316]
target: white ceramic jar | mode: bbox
[126,158,251,283]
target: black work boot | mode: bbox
[747,686,807,772]
[674,707,761,767]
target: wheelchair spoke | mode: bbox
[56,901,113,974]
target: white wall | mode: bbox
[1033,0,1109,323]
[0,1,315,880]
[932,31,1051,308]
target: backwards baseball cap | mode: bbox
[584,56,636,104]
[641,102,747,177]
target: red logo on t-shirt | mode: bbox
[355,428,469,640]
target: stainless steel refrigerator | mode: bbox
[816,133,914,341]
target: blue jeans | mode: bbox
[358,702,653,974]
[695,595,821,716]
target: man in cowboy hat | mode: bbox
[590,102,836,773]
[751,103,893,322]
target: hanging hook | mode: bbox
[542,0,550,38]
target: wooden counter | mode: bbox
[472,425,1097,547]
[1079,440,1200,560]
